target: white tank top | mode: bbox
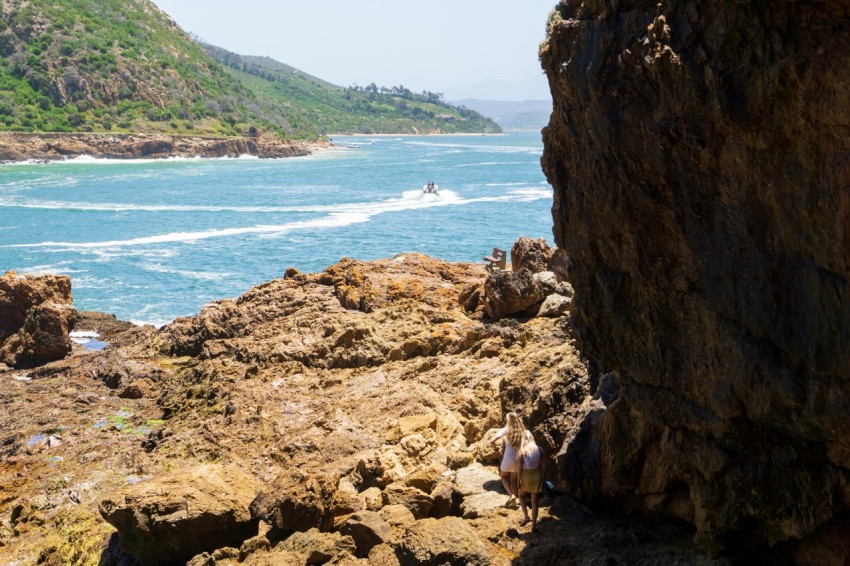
[522,447,541,469]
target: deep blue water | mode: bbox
[1,132,552,325]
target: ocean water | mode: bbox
[1,131,553,325]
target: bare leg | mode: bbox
[519,489,530,523]
[510,472,519,498]
[531,492,539,530]
[499,470,512,496]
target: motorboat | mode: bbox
[422,181,439,194]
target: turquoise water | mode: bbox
[1,132,552,325]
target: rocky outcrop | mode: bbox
[0,253,720,564]
[482,269,545,319]
[0,133,323,162]
[540,0,850,551]
[249,469,339,534]
[510,237,554,275]
[338,511,393,557]
[0,271,77,368]
[481,239,574,320]
[98,464,258,564]
[396,517,490,566]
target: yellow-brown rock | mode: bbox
[0,271,77,368]
[0,253,718,564]
[98,464,258,564]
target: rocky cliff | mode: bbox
[540,0,850,553]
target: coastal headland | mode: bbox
[0,133,329,163]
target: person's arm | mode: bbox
[490,428,506,453]
[490,439,503,461]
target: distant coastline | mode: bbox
[329,131,508,137]
[0,133,330,163]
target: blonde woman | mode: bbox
[490,411,524,507]
[518,429,543,531]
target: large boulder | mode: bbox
[396,517,490,566]
[381,483,434,520]
[250,469,338,534]
[510,236,554,274]
[0,271,73,336]
[541,0,850,551]
[276,528,357,565]
[0,271,77,368]
[338,511,393,557]
[452,463,507,519]
[482,269,544,320]
[98,464,258,564]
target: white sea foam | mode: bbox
[9,213,370,249]
[70,330,100,339]
[3,187,548,251]
[404,140,542,155]
[454,161,526,168]
[129,318,170,328]
[1,153,324,168]
[507,187,552,199]
[0,197,297,212]
[143,263,234,280]
[14,265,89,275]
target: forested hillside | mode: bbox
[204,44,501,136]
[0,0,500,138]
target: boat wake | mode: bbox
[4,187,547,251]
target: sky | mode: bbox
[151,0,556,101]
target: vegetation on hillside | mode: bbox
[0,0,264,136]
[0,0,501,138]
[203,44,501,136]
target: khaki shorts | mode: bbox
[520,467,543,494]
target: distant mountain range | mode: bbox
[452,99,552,130]
[0,0,500,138]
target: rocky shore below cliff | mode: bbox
[0,241,720,565]
[0,133,328,163]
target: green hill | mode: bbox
[203,44,501,136]
[0,0,501,138]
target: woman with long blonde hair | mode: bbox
[490,411,524,506]
[518,429,543,531]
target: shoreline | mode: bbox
[0,132,332,163]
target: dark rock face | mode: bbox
[541,0,850,551]
[0,271,77,368]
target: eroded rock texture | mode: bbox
[541,0,850,551]
[0,271,77,368]
[99,464,258,564]
[0,133,318,162]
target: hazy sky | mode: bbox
[151,1,556,100]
